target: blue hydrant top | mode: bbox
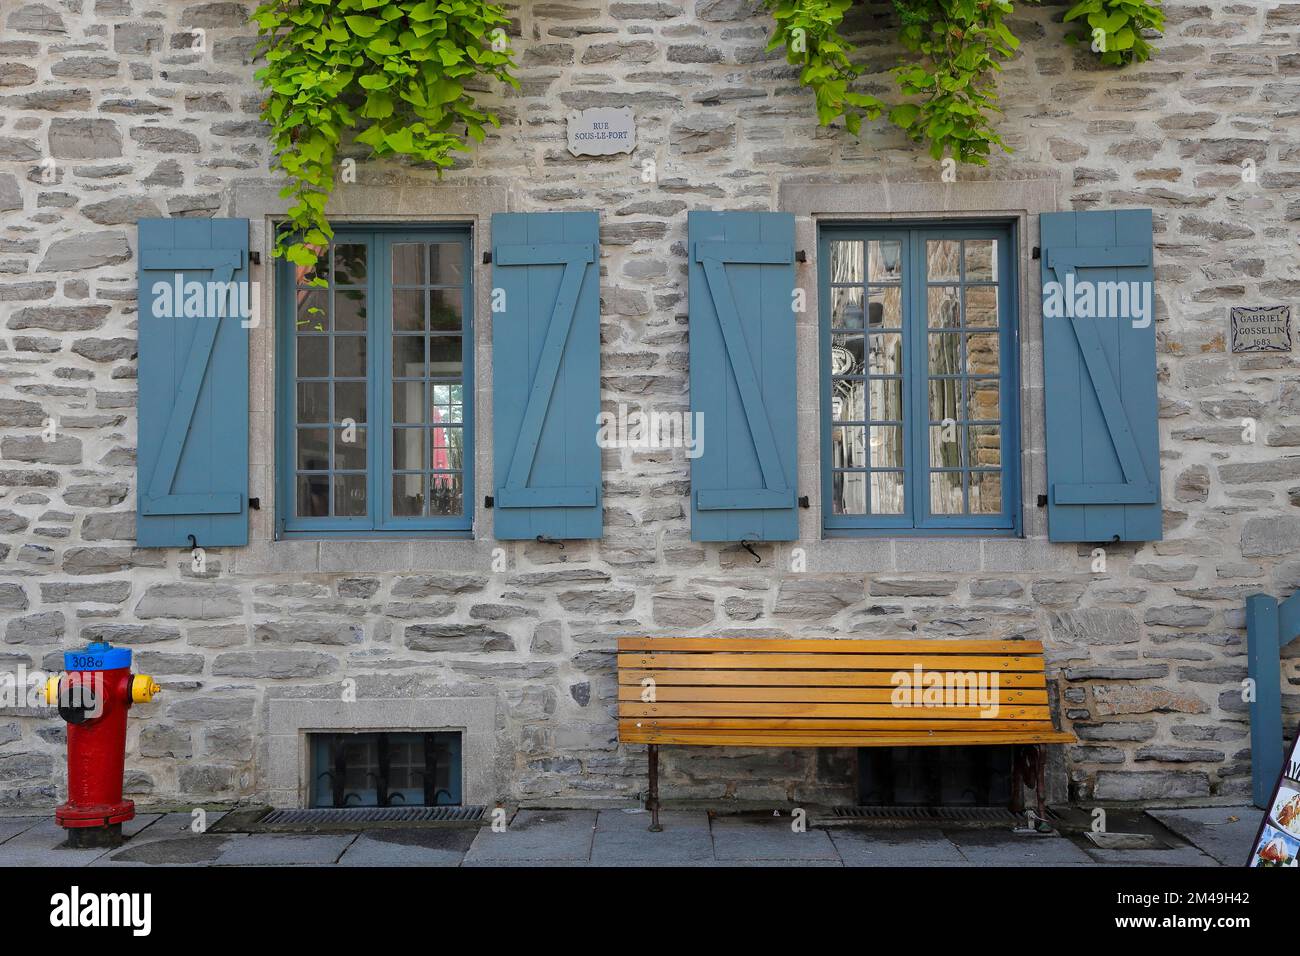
[64,641,132,672]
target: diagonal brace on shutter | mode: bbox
[1048,246,1156,506]
[694,240,795,511]
[140,247,246,516]
[494,241,597,509]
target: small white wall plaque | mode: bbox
[567,107,635,157]
[1230,305,1291,353]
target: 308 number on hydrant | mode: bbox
[42,641,159,848]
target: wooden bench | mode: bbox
[617,637,1075,831]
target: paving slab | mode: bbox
[1148,807,1262,867]
[97,835,231,867]
[463,809,596,865]
[710,816,840,862]
[1081,844,1218,867]
[830,827,969,866]
[213,833,355,866]
[337,827,477,866]
[591,809,714,866]
[0,819,113,867]
[0,816,42,845]
[945,828,1095,866]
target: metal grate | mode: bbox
[834,805,1030,823]
[261,805,485,827]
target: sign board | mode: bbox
[567,107,635,157]
[1230,305,1291,353]
[1248,720,1300,866]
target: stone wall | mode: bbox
[1,0,1298,810]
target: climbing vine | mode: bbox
[764,0,1164,164]
[251,0,517,272]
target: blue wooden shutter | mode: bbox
[688,210,798,541]
[136,218,250,547]
[490,212,602,540]
[1040,209,1161,542]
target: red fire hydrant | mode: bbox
[43,641,159,848]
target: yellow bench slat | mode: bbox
[621,729,1078,747]
[618,652,1047,672]
[621,701,1050,720]
[619,668,1047,688]
[618,637,1044,655]
[617,686,1047,704]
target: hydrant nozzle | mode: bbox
[131,674,161,704]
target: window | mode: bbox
[276,227,473,535]
[309,732,462,807]
[819,224,1019,534]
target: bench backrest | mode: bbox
[617,637,1062,741]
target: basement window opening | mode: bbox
[858,745,1014,807]
[309,731,462,808]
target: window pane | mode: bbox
[926,240,960,281]
[393,335,424,377]
[431,383,464,425]
[867,333,903,376]
[334,243,367,286]
[296,427,329,471]
[335,426,366,470]
[392,426,424,471]
[334,474,367,517]
[832,471,868,515]
[429,473,463,516]
[964,285,998,328]
[968,425,1001,469]
[296,336,328,378]
[929,423,961,469]
[866,286,901,329]
[967,378,1000,422]
[334,335,366,378]
[966,332,1000,376]
[830,334,864,376]
[428,336,463,377]
[831,379,866,423]
[394,380,424,425]
[334,289,366,332]
[392,243,425,286]
[867,240,902,283]
[964,240,997,282]
[334,381,367,425]
[870,426,903,468]
[871,471,905,515]
[429,243,464,286]
[927,285,961,329]
[830,286,864,329]
[970,471,1002,514]
[297,382,329,423]
[296,290,327,332]
[393,474,423,516]
[430,290,463,332]
[393,290,424,332]
[828,240,864,284]
[930,470,964,515]
[928,378,961,424]
[928,332,961,376]
[297,474,330,517]
[831,426,868,469]
[869,377,903,422]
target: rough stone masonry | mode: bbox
[0,0,1298,811]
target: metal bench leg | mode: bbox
[647,744,663,832]
[1033,744,1048,826]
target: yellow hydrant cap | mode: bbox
[131,674,161,704]
[43,675,60,706]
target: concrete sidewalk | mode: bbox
[0,805,1262,867]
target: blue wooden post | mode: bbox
[1248,591,1300,808]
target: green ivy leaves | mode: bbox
[1064,0,1164,66]
[764,0,1163,166]
[252,0,517,275]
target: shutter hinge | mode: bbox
[249,497,260,510]
[536,534,564,550]
[249,251,261,266]
[795,249,807,263]
[482,251,492,264]
[1036,494,1048,508]
[483,496,494,509]
[1031,246,1041,260]
[798,495,810,509]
